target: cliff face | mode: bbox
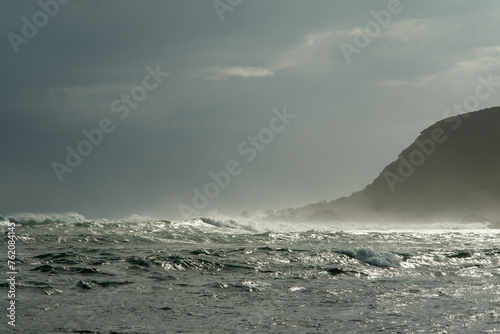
[268,107,500,223]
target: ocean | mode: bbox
[1,213,499,333]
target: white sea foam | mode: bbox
[6,212,87,224]
[177,215,496,234]
[3,211,496,235]
[340,247,401,267]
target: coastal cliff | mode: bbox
[267,107,500,223]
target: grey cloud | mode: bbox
[2,0,500,218]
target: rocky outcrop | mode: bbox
[267,107,500,223]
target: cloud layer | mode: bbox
[1,0,500,219]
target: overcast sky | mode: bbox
[1,0,500,219]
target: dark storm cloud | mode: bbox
[1,0,500,219]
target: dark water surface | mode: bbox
[1,214,499,333]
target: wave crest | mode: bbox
[340,248,401,267]
[6,212,87,225]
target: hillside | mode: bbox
[267,107,500,223]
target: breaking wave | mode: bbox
[1,212,497,236]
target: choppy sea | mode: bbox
[1,213,499,333]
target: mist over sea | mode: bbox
[2,213,499,333]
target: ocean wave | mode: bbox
[2,212,498,238]
[5,212,87,225]
[339,248,401,267]
[1,212,162,226]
